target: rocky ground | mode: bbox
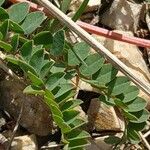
[0,0,150,149]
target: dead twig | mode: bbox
[139,131,150,150]
[6,99,24,150]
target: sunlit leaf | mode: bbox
[21,11,46,34]
[8,2,29,23]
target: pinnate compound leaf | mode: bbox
[125,97,147,112]
[23,85,45,95]
[68,42,90,66]
[108,76,130,96]
[79,53,105,77]
[51,30,65,56]
[0,7,9,20]
[21,11,46,34]
[8,2,29,23]
[93,64,118,86]
[34,31,53,45]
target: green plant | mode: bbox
[0,1,149,149]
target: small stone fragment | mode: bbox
[87,98,124,131]
[11,135,37,150]
[100,0,142,31]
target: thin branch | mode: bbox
[6,99,24,150]
[139,131,150,150]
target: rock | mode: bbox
[0,77,53,136]
[87,98,124,132]
[70,0,101,13]
[92,31,150,109]
[11,135,37,150]
[100,0,142,31]
[86,137,112,150]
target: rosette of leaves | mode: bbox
[67,43,150,144]
[0,2,90,149]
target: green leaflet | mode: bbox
[11,34,19,51]
[29,49,44,74]
[61,99,83,112]
[27,71,44,86]
[127,128,141,144]
[55,84,74,98]
[8,2,29,23]
[67,129,90,141]
[21,11,46,34]
[20,40,33,62]
[33,31,53,45]
[40,61,54,79]
[93,64,118,86]
[23,85,45,95]
[0,7,9,21]
[53,115,71,133]
[108,76,130,96]
[46,72,65,91]
[63,110,80,124]
[68,139,89,149]
[128,122,146,131]
[0,19,9,39]
[122,86,139,103]
[9,20,24,34]
[51,30,65,56]
[125,97,147,112]
[0,40,12,51]
[104,136,121,145]
[79,53,105,77]
[129,109,150,123]
[68,42,90,66]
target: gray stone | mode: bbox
[100,0,142,31]
[0,78,53,136]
